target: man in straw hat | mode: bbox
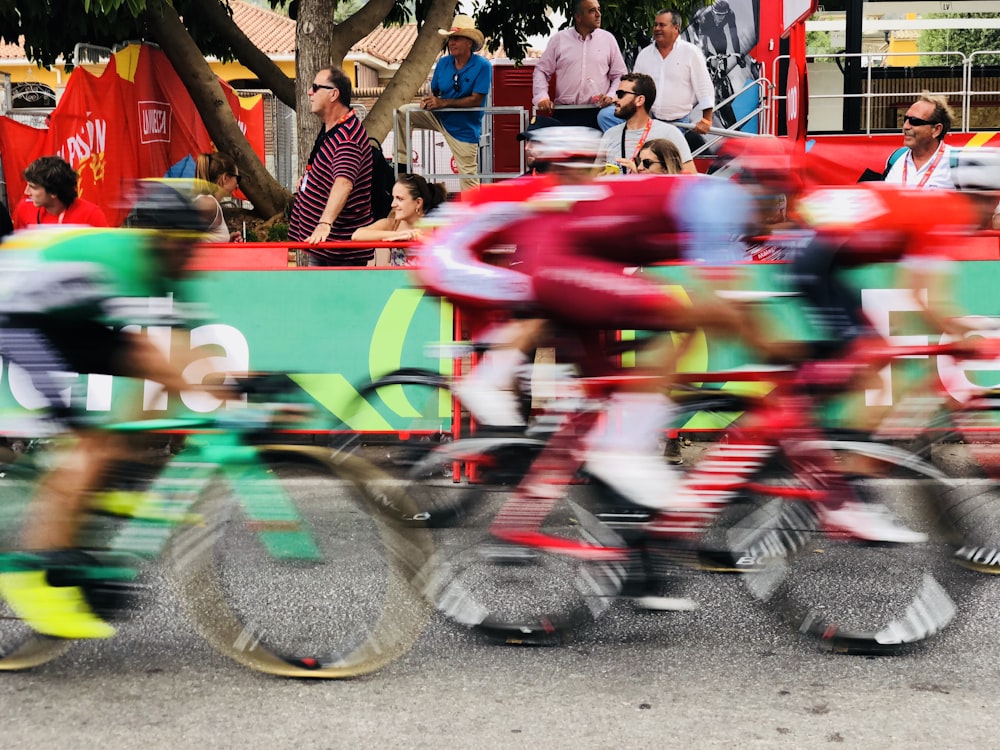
[395,14,492,191]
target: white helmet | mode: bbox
[951,148,1000,191]
[529,126,602,168]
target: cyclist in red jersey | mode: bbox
[782,148,1000,543]
[417,128,769,515]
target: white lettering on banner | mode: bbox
[861,287,1000,405]
[59,119,108,168]
[138,101,172,144]
[0,323,249,415]
[861,288,929,407]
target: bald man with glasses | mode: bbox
[884,91,956,190]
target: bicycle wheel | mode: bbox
[0,458,74,670]
[347,369,460,477]
[411,438,628,644]
[718,447,965,655]
[166,446,434,678]
[905,395,1000,569]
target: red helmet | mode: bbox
[714,136,803,193]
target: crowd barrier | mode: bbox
[2,240,1000,436]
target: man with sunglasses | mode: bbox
[597,73,696,175]
[395,15,491,191]
[289,68,374,266]
[884,92,956,190]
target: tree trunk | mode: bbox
[142,0,291,219]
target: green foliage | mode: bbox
[807,30,833,57]
[919,13,1000,66]
[266,222,288,242]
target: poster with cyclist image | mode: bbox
[683,0,761,135]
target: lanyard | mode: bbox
[620,118,653,161]
[902,142,945,188]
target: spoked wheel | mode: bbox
[906,398,1000,572]
[347,369,460,478]
[721,457,963,655]
[411,440,628,644]
[167,447,434,678]
[0,460,74,670]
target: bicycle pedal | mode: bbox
[478,544,540,565]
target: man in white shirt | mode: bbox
[598,73,696,174]
[598,9,714,136]
[883,92,955,190]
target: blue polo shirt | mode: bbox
[431,53,492,144]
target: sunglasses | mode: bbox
[638,158,664,170]
[310,82,335,93]
[903,115,937,127]
[615,89,638,99]
[230,173,242,186]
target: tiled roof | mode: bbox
[0,0,295,61]
[351,24,420,65]
[350,23,539,64]
[229,0,295,56]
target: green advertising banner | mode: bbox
[2,263,999,435]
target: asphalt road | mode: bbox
[2,465,999,749]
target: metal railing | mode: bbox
[392,105,529,186]
[770,49,1000,136]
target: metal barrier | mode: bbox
[770,49,1000,135]
[392,105,529,186]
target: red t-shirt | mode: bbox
[11,197,109,230]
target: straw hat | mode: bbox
[439,15,485,52]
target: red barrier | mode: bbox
[188,240,414,271]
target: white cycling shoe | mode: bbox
[819,500,928,544]
[454,379,525,428]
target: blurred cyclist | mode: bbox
[0,180,227,639]
[417,126,769,520]
[777,146,1000,542]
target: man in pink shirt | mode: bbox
[12,156,108,229]
[532,0,627,131]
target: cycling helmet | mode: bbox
[713,136,803,193]
[712,0,731,16]
[950,148,1000,191]
[529,126,602,168]
[126,179,211,233]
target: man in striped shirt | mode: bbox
[289,67,374,266]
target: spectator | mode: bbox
[12,156,108,229]
[533,0,627,131]
[194,151,243,242]
[628,137,685,175]
[883,92,955,190]
[289,67,374,266]
[601,9,714,141]
[396,15,491,192]
[598,73,696,175]
[516,114,562,175]
[352,174,448,266]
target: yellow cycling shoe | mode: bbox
[0,570,116,640]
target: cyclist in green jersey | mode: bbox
[0,180,227,639]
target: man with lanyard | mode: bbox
[288,67,374,266]
[12,156,108,229]
[533,0,627,131]
[395,15,492,191]
[883,92,955,190]
[597,73,696,175]
[600,9,714,138]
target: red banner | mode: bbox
[0,44,265,226]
